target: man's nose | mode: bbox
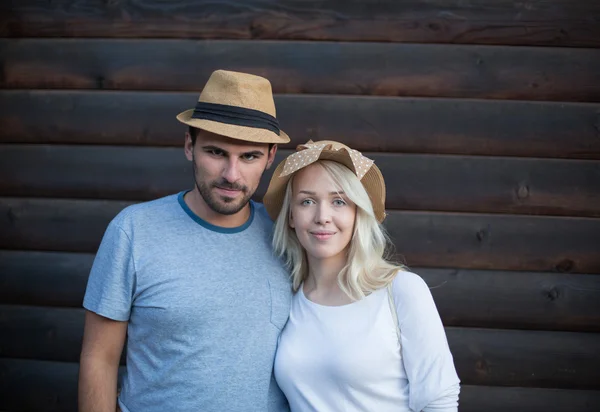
[222,158,242,183]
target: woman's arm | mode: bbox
[390,271,460,412]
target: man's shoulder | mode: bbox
[112,193,181,228]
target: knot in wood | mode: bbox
[6,207,17,225]
[96,76,105,90]
[555,259,574,273]
[427,22,441,31]
[476,228,489,243]
[543,287,560,302]
[475,358,490,375]
[516,184,530,199]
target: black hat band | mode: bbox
[191,102,280,135]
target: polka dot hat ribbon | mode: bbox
[280,140,375,180]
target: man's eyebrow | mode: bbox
[201,145,229,155]
[242,150,265,157]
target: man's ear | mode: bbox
[184,132,194,161]
[266,144,278,169]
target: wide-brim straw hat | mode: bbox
[176,70,290,144]
[263,140,386,223]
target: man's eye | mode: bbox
[209,149,224,156]
[243,154,257,161]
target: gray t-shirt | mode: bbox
[83,192,292,412]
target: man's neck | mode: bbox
[183,188,251,228]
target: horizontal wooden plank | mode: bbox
[420,268,600,333]
[0,306,86,364]
[1,198,599,273]
[0,197,131,255]
[1,0,599,47]
[448,327,600,389]
[459,385,600,412]
[2,359,599,412]
[2,40,600,102]
[0,251,91,308]
[2,251,599,332]
[0,359,126,412]
[2,144,600,217]
[2,306,599,389]
[0,358,79,412]
[2,91,600,159]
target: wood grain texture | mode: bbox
[2,39,600,102]
[1,0,599,47]
[0,359,126,412]
[0,251,92,308]
[459,385,600,412]
[0,358,79,412]
[2,91,600,159]
[2,359,599,412]
[1,306,599,389]
[2,145,600,217]
[419,268,600,333]
[2,251,599,332]
[1,197,599,273]
[446,327,600,389]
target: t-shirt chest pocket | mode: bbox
[267,278,291,330]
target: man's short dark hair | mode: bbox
[189,126,274,151]
[189,126,200,145]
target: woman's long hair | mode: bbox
[272,160,404,300]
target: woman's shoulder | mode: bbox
[392,269,427,288]
[389,270,433,301]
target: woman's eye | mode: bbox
[301,199,315,206]
[333,199,347,206]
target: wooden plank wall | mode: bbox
[1,1,600,411]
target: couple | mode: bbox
[79,70,460,412]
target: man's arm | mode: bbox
[79,310,128,412]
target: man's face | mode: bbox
[185,130,277,215]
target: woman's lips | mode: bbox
[310,231,336,241]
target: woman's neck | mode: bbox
[303,255,352,305]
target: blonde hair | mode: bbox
[272,160,404,300]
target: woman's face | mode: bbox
[289,163,357,266]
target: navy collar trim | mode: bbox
[177,191,254,234]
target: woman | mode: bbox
[263,140,460,411]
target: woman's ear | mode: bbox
[288,210,295,228]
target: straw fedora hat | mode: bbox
[263,140,387,223]
[176,70,290,144]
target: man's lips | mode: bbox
[214,186,243,197]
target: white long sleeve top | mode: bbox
[274,271,460,412]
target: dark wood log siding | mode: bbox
[2,250,599,333]
[2,91,600,159]
[2,39,600,102]
[2,305,600,389]
[2,0,600,47]
[2,145,600,217]
[2,1,600,411]
[2,358,599,412]
[2,197,599,273]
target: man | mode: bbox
[78,70,292,412]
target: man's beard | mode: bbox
[195,177,253,216]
